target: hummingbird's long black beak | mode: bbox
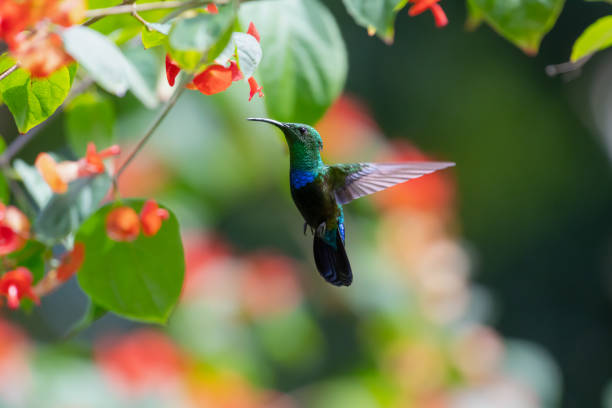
[247,117,286,129]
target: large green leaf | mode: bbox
[571,16,612,62]
[342,0,406,44]
[0,55,75,133]
[76,200,184,323]
[240,0,347,125]
[467,0,565,55]
[62,26,158,108]
[65,92,116,156]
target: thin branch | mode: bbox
[114,73,193,182]
[85,0,217,18]
[0,64,18,82]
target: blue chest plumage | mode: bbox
[290,169,316,189]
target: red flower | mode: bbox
[96,330,186,394]
[165,55,180,87]
[240,253,302,317]
[229,61,243,81]
[0,204,29,256]
[206,3,219,14]
[408,0,448,28]
[35,143,120,193]
[192,64,233,95]
[247,22,260,43]
[106,206,140,242]
[0,267,39,309]
[12,28,73,77]
[248,77,263,101]
[139,200,169,237]
[56,242,85,281]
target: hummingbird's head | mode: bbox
[247,118,323,152]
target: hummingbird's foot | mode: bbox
[303,222,308,235]
[316,222,326,238]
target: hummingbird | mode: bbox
[247,118,455,287]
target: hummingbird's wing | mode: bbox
[330,162,455,205]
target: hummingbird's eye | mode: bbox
[299,126,307,135]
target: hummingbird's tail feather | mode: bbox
[313,229,352,286]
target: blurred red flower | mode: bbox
[139,199,169,237]
[316,95,382,161]
[165,55,180,87]
[181,233,231,299]
[0,267,39,309]
[192,64,234,95]
[240,253,302,318]
[106,206,140,242]
[56,242,85,282]
[0,204,29,256]
[206,3,219,14]
[248,77,264,101]
[96,330,186,394]
[247,22,260,43]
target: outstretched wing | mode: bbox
[330,162,455,205]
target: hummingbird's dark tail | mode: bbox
[313,229,352,286]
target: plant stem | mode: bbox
[0,64,18,82]
[85,0,219,18]
[114,73,193,183]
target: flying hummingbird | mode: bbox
[247,118,455,287]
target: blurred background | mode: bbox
[2,1,612,408]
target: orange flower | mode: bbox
[206,3,219,14]
[79,142,121,176]
[192,64,233,95]
[139,199,169,237]
[56,242,85,281]
[106,206,140,242]
[408,0,448,28]
[247,22,260,43]
[0,204,30,256]
[35,143,120,193]
[165,55,180,87]
[248,77,263,101]
[0,0,85,76]
[0,267,39,309]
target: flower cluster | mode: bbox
[165,22,264,101]
[408,0,448,28]
[0,0,85,76]
[106,200,169,242]
[35,143,121,194]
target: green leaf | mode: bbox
[169,5,235,52]
[5,240,47,282]
[215,32,262,77]
[35,174,112,244]
[571,16,612,61]
[65,92,116,156]
[467,0,565,55]
[240,0,348,124]
[76,200,184,323]
[142,24,170,49]
[62,26,158,108]
[0,55,74,133]
[342,0,406,44]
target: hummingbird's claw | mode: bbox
[316,222,326,238]
[303,222,308,235]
